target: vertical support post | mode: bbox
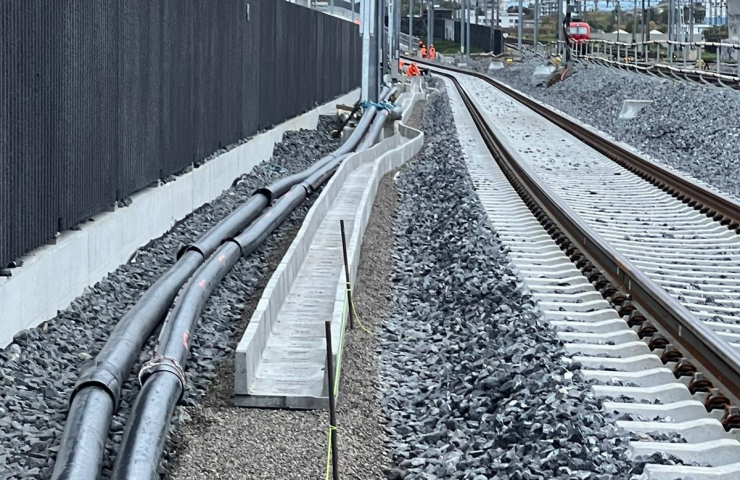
[534,0,540,53]
[379,0,387,87]
[689,0,694,46]
[427,0,433,55]
[641,0,646,59]
[409,0,414,50]
[496,0,500,31]
[632,0,638,44]
[461,0,466,55]
[718,45,723,72]
[324,320,339,480]
[668,0,674,62]
[698,44,703,67]
[340,220,355,330]
[390,0,399,80]
[466,0,471,57]
[647,0,652,52]
[558,0,564,56]
[395,0,401,64]
[518,0,523,53]
[361,0,379,102]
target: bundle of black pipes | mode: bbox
[51,86,397,480]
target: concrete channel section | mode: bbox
[235,82,425,409]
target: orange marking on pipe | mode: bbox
[218,254,226,262]
[198,279,206,288]
[182,331,190,347]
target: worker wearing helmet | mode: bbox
[420,45,427,58]
[428,44,436,60]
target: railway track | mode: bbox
[503,40,740,89]
[411,58,740,477]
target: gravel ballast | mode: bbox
[0,118,341,480]
[482,61,740,198]
[378,88,677,478]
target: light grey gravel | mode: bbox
[378,89,690,479]
[481,61,740,198]
[0,118,341,480]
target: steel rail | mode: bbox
[408,56,740,230]
[434,66,740,402]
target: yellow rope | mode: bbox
[324,279,376,478]
[324,425,338,480]
[345,282,375,337]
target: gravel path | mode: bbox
[480,61,740,198]
[378,88,677,479]
[0,118,341,480]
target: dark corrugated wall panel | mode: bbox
[0,1,361,267]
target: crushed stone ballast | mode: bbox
[436,68,740,479]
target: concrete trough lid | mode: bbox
[531,64,556,86]
[489,61,505,71]
[619,99,653,119]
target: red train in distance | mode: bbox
[568,21,591,42]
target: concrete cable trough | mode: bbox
[235,80,425,409]
[432,62,740,478]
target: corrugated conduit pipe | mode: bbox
[109,91,397,480]
[51,86,391,480]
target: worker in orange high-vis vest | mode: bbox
[407,63,421,76]
[420,45,427,58]
[398,58,406,74]
[429,45,436,60]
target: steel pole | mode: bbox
[534,0,540,52]
[632,0,637,44]
[461,0,466,54]
[427,0,434,51]
[558,0,564,56]
[689,0,694,45]
[668,0,673,61]
[389,0,398,79]
[409,0,414,50]
[361,0,379,102]
[467,0,471,57]
[379,0,387,87]
[518,0,523,52]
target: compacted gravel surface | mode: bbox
[0,118,341,480]
[378,89,681,479]
[481,60,740,198]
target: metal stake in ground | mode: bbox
[340,220,355,330]
[324,320,340,480]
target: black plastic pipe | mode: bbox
[110,155,348,480]
[52,147,348,480]
[52,86,391,480]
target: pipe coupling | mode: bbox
[72,363,122,408]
